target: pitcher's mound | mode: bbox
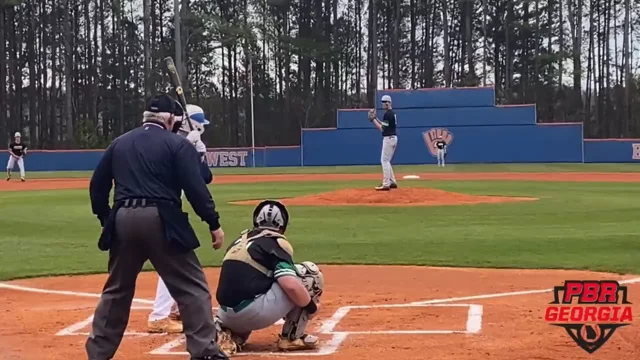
[231,188,538,207]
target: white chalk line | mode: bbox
[408,276,640,306]
[150,332,348,357]
[318,303,480,335]
[154,303,479,356]
[0,282,154,304]
[4,276,639,356]
[55,315,94,336]
[0,282,285,326]
[466,305,483,334]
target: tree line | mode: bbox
[1,0,639,149]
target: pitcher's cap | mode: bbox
[14,132,21,137]
[381,95,392,102]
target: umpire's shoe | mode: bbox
[277,334,319,351]
[192,350,229,360]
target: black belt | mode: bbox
[122,199,152,208]
[117,198,174,208]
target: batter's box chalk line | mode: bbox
[150,303,483,357]
[54,306,284,338]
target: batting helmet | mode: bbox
[179,104,209,135]
[253,200,290,233]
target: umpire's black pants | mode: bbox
[85,205,226,360]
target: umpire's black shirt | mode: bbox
[381,109,397,137]
[90,121,220,250]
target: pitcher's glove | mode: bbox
[367,109,376,122]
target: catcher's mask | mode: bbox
[252,200,289,233]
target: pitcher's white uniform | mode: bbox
[147,104,212,334]
[7,132,26,181]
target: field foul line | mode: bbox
[407,276,640,306]
[0,282,154,304]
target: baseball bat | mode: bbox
[164,56,195,132]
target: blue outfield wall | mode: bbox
[12,136,640,171]
[376,87,496,109]
[583,140,640,163]
[15,147,303,171]
[338,105,536,129]
[301,124,585,166]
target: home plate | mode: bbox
[403,175,420,180]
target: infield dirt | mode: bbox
[0,172,638,360]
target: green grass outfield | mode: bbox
[1,163,639,281]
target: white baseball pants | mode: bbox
[149,277,176,321]
[437,149,446,166]
[381,136,397,187]
[7,156,25,178]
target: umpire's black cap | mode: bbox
[147,94,183,116]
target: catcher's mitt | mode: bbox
[367,109,376,121]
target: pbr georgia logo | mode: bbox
[422,128,453,157]
[544,280,633,354]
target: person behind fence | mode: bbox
[147,103,213,334]
[86,93,228,360]
[213,200,324,355]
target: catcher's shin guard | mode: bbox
[281,307,310,341]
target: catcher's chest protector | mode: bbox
[223,229,294,278]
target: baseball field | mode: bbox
[1,163,639,359]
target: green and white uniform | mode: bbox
[215,229,299,338]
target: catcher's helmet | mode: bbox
[252,200,289,233]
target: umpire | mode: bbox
[86,94,228,360]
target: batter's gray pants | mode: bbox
[437,148,445,166]
[381,135,397,187]
[85,206,224,360]
[216,282,296,341]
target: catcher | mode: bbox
[213,200,324,355]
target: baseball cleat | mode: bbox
[20,178,25,182]
[147,318,183,334]
[375,185,391,191]
[390,182,398,189]
[277,334,319,351]
[216,328,239,355]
